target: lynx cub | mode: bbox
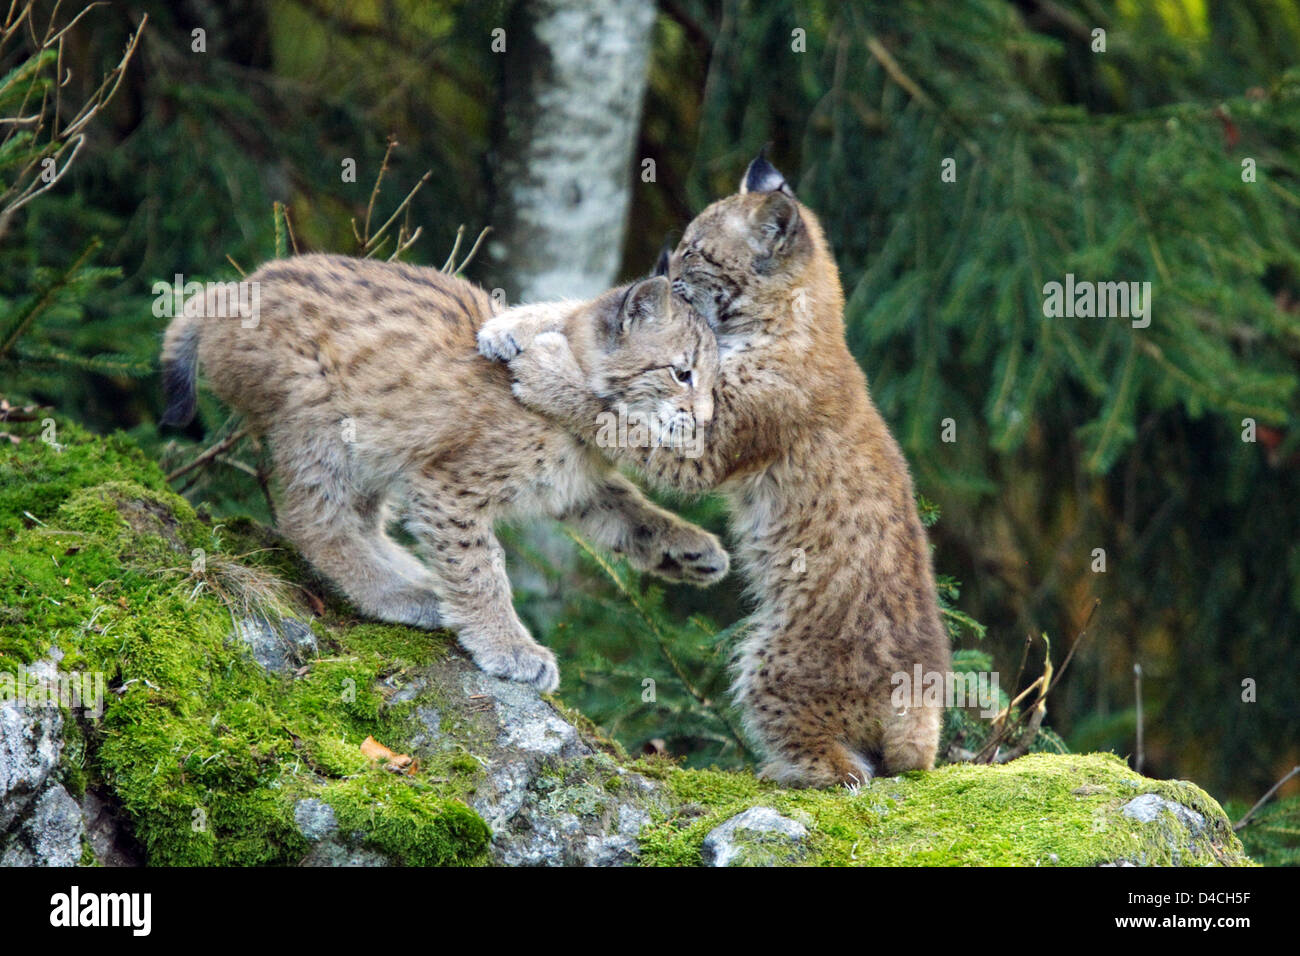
[160,255,725,692]
[492,155,951,786]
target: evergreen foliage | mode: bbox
[1228,793,1300,867]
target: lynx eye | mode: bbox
[670,366,693,387]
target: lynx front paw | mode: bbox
[646,528,730,587]
[470,640,560,693]
[476,318,523,362]
[508,332,576,406]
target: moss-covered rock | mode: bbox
[635,752,1251,866]
[0,424,1254,866]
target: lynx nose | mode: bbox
[692,391,714,428]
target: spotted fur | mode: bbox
[503,160,951,785]
[160,256,726,693]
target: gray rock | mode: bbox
[232,615,318,674]
[406,705,444,752]
[1121,793,1205,834]
[300,840,392,867]
[0,673,64,832]
[459,669,591,836]
[292,798,395,866]
[487,769,659,867]
[293,798,338,842]
[586,801,651,866]
[81,788,141,866]
[701,806,809,867]
[1,784,83,866]
[376,661,664,866]
[471,670,587,761]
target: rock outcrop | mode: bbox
[0,425,1255,866]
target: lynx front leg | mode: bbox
[563,471,729,586]
[404,476,559,692]
[476,304,568,362]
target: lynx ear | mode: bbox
[610,276,670,339]
[739,147,793,196]
[748,190,804,266]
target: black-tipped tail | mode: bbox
[160,315,200,427]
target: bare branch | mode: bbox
[439,224,465,272]
[0,5,146,239]
[454,225,491,275]
[1234,766,1300,832]
[166,429,250,483]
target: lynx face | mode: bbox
[665,154,815,343]
[582,276,718,447]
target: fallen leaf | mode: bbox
[301,589,326,617]
[361,735,414,773]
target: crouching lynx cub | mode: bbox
[488,155,952,787]
[160,255,725,692]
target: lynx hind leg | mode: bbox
[737,653,875,789]
[404,477,559,692]
[879,702,941,774]
[757,737,876,790]
[271,432,442,629]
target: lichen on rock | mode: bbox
[701,806,809,866]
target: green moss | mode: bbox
[309,772,490,866]
[340,622,451,669]
[637,753,1254,866]
[59,714,88,800]
[0,419,489,866]
[448,753,483,775]
[0,421,168,537]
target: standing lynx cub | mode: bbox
[491,155,951,786]
[160,255,725,692]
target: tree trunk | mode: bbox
[485,0,658,615]
[487,0,657,302]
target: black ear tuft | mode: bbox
[651,244,671,278]
[740,145,791,196]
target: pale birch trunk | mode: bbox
[485,0,659,613]
[487,0,657,302]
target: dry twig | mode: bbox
[166,428,249,483]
